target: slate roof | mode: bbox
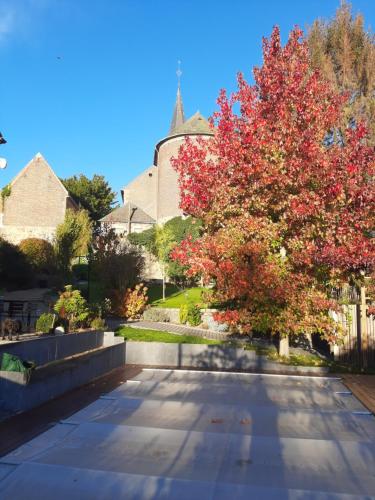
[100,203,155,224]
[171,111,212,136]
[169,85,185,135]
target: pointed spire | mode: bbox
[169,61,185,134]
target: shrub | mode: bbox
[54,285,90,331]
[89,298,111,320]
[19,238,55,274]
[55,209,92,277]
[91,225,144,295]
[143,308,170,322]
[206,314,229,332]
[187,303,202,327]
[91,317,107,330]
[36,313,55,333]
[179,304,188,324]
[0,237,33,290]
[113,284,148,319]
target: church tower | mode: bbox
[117,66,213,227]
[154,67,213,222]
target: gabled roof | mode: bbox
[100,202,155,224]
[2,153,78,210]
[10,153,67,191]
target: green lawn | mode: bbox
[147,283,208,308]
[116,326,223,344]
[116,326,332,367]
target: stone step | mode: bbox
[108,379,366,412]
[62,395,375,442]
[0,462,371,500]
[2,422,375,496]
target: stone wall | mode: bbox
[0,225,56,245]
[2,155,68,228]
[123,166,158,220]
[156,136,185,222]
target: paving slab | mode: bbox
[133,368,344,390]
[108,379,367,412]
[1,462,372,500]
[1,368,375,498]
[61,396,375,441]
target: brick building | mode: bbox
[0,153,77,244]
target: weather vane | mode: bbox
[176,60,182,86]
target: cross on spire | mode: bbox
[169,60,185,134]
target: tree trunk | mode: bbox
[162,271,166,302]
[279,335,290,358]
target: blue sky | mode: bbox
[0,0,374,201]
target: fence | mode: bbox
[334,298,375,368]
[0,300,40,333]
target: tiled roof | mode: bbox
[100,203,155,224]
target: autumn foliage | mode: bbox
[113,284,148,319]
[172,27,375,345]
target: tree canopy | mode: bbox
[308,1,375,144]
[62,174,118,222]
[128,216,202,284]
[55,209,92,276]
[171,26,375,352]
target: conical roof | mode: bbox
[169,85,185,134]
[172,111,212,136]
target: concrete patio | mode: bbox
[0,369,374,499]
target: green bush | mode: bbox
[187,303,202,327]
[0,237,33,290]
[36,313,55,333]
[90,317,107,330]
[54,285,90,331]
[179,304,188,324]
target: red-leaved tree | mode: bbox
[172,26,375,356]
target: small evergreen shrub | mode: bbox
[36,313,55,333]
[54,285,90,331]
[187,303,201,327]
[179,304,188,324]
[143,308,170,322]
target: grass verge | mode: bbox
[116,326,223,344]
[147,284,208,308]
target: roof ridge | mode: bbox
[9,153,70,197]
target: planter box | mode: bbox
[0,331,105,367]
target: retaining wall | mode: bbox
[0,331,104,367]
[0,341,125,413]
[124,341,329,375]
